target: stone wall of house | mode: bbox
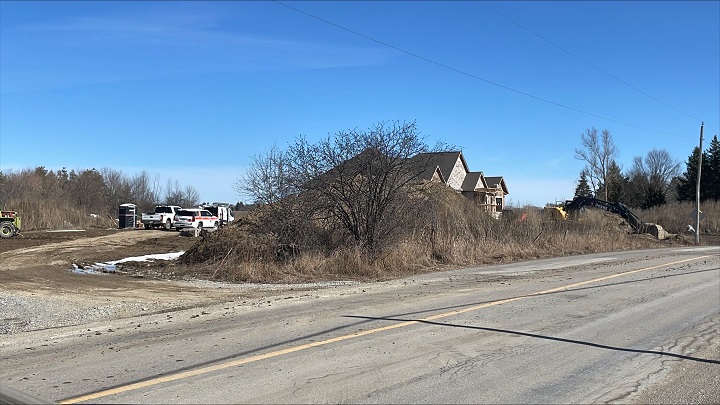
[446,157,467,190]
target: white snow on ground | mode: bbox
[107,252,185,264]
[72,252,185,275]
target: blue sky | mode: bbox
[1,1,718,207]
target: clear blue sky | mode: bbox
[1,1,718,207]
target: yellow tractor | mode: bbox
[543,197,649,234]
[0,210,21,238]
[543,202,568,220]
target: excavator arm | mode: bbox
[562,197,647,234]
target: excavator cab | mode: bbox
[543,201,569,220]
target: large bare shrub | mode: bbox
[237,120,449,253]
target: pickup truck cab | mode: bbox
[173,208,219,231]
[141,205,182,230]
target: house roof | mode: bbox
[461,171,486,192]
[410,151,468,182]
[484,176,509,194]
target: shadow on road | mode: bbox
[344,314,720,365]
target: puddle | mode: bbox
[71,263,116,275]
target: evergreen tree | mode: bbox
[705,135,720,201]
[676,146,712,201]
[602,160,627,202]
[574,170,593,198]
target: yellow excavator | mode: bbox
[545,197,648,234]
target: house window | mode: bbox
[496,197,503,210]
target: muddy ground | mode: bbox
[0,229,266,315]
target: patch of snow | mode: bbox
[71,252,185,275]
[106,251,185,264]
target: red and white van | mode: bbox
[172,208,219,231]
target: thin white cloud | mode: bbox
[7,10,389,71]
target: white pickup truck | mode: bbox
[140,205,182,230]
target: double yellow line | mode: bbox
[61,254,714,404]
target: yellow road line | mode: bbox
[60,255,713,404]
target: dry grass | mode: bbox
[5,197,114,230]
[176,185,703,284]
[634,200,720,235]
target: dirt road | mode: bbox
[1,229,202,294]
[0,229,280,334]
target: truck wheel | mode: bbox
[0,223,16,238]
[144,223,151,230]
[164,219,172,230]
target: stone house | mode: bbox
[408,151,509,214]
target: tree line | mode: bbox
[0,167,202,229]
[574,127,720,209]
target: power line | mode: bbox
[477,1,709,127]
[272,1,702,139]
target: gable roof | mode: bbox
[410,151,468,181]
[484,176,509,194]
[460,171,487,192]
[409,161,446,184]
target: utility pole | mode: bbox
[695,122,703,245]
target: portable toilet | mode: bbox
[118,203,137,229]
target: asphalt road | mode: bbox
[2,246,718,404]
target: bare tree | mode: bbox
[0,171,7,208]
[130,171,161,212]
[182,185,200,207]
[164,179,184,206]
[291,121,451,251]
[163,179,200,207]
[627,148,680,209]
[235,144,291,205]
[575,127,618,200]
[101,168,132,214]
[237,120,447,253]
[69,169,106,214]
